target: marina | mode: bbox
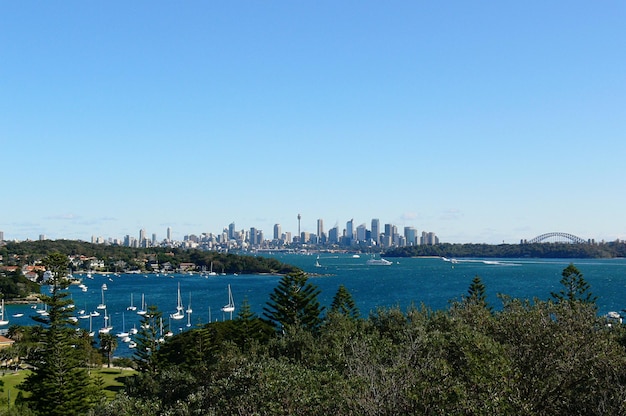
[4,253,626,357]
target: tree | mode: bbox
[133,305,165,375]
[263,270,324,333]
[329,284,360,319]
[19,252,100,415]
[551,263,597,305]
[466,275,491,310]
[99,333,118,368]
[231,298,274,352]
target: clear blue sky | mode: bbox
[2,1,625,244]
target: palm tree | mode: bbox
[99,332,118,368]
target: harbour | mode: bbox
[4,253,626,357]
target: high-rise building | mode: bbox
[0,231,3,242]
[404,226,418,246]
[249,227,258,246]
[139,228,146,245]
[328,226,339,244]
[167,226,172,241]
[346,219,354,240]
[152,233,157,245]
[229,222,236,240]
[421,231,439,245]
[317,219,324,243]
[39,234,46,241]
[356,223,367,242]
[371,219,380,245]
[274,224,281,240]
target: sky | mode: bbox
[1,1,625,244]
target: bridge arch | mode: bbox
[526,232,587,244]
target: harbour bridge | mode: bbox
[524,232,587,244]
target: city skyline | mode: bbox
[0,214,440,247]
[2,3,625,245]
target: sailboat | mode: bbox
[221,284,235,317]
[88,315,95,337]
[126,293,136,311]
[116,313,129,338]
[186,293,193,314]
[0,300,9,326]
[99,311,112,334]
[208,261,217,276]
[170,283,185,320]
[97,284,107,310]
[137,293,147,316]
[186,293,192,328]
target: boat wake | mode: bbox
[442,257,521,267]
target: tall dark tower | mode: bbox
[297,213,301,241]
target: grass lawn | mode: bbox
[0,367,136,407]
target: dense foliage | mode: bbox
[85,265,626,415]
[385,241,626,258]
[4,259,626,415]
[0,268,40,300]
[0,240,300,275]
[18,253,104,415]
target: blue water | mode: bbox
[5,254,626,357]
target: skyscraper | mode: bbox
[249,227,258,246]
[228,222,236,240]
[404,226,418,246]
[274,224,281,241]
[0,231,4,242]
[371,218,380,245]
[317,219,324,243]
[139,228,146,245]
[167,226,172,242]
[356,223,367,242]
[346,219,354,245]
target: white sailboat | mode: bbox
[88,315,95,337]
[97,284,107,310]
[185,293,192,327]
[221,284,235,317]
[0,300,9,326]
[137,293,147,316]
[186,293,193,314]
[170,283,185,320]
[208,261,217,276]
[116,312,129,338]
[126,293,137,311]
[99,311,112,334]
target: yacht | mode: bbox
[366,257,393,266]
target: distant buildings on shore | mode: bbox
[0,217,440,252]
[88,217,439,252]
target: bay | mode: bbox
[4,253,626,357]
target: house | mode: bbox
[0,335,15,350]
[179,263,196,272]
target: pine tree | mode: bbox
[329,284,360,319]
[263,270,324,333]
[233,297,273,351]
[19,252,99,415]
[551,263,597,305]
[467,275,491,310]
[133,305,165,374]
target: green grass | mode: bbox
[0,367,136,406]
